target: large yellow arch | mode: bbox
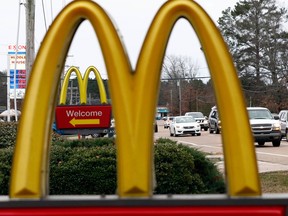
[59,66,108,105]
[10,0,260,198]
[136,1,260,197]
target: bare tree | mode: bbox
[158,55,214,116]
[161,55,199,79]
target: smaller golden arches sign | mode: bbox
[59,66,108,105]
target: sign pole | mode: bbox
[6,55,10,122]
[12,1,24,122]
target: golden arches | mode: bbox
[10,0,260,199]
[59,66,108,105]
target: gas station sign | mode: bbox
[55,105,112,129]
[8,44,26,99]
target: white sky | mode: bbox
[0,0,287,80]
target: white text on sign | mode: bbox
[66,110,103,117]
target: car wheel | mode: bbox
[216,125,220,134]
[155,125,158,133]
[95,133,107,137]
[272,140,281,147]
[90,134,99,138]
[209,126,213,134]
[204,127,208,131]
[197,133,201,136]
[286,129,288,142]
[173,129,178,137]
[169,129,173,137]
[258,141,265,146]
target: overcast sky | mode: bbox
[0,0,287,80]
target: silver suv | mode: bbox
[278,110,288,140]
[208,106,221,134]
[247,107,281,147]
[185,112,209,131]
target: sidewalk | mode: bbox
[207,155,288,173]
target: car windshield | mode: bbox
[175,116,195,123]
[248,109,273,119]
[188,112,204,118]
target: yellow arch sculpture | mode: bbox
[10,0,260,198]
[59,66,107,105]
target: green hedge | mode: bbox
[49,142,117,195]
[154,138,225,194]
[0,147,13,195]
[0,132,225,195]
[0,122,65,148]
[0,122,18,148]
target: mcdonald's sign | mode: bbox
[1,0,286,215]
[55,105,112,129]
[59,66,108,105]
[55,66,112,132]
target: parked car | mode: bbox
[208,106,221,134]
[247,107,281,147]
[185,111,209,131]
[163,116,174,129]
[169,116,201,137]
[278,110,288,140]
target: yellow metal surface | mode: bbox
[59,66,107,105]
[10,0,260,199]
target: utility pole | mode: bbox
[177,79,182,115]
[26,0,35,83]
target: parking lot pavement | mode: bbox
[256,161,288,173]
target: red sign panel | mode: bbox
[0,206,285,215]
[55,105,112,129]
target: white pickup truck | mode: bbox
[247,107,282,147]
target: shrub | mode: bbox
[154,141,204,194]
[49,144,117,195]
[0,137,225,195]
[0,122,18,148]
[0,122,65,148]
[0,147,13,195]
[184,146,226,193]
[52,137,115,148]
[154,138,225,194]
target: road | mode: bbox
[155,120,288,173]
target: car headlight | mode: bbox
[272,122,281,131]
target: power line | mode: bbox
[41,0,48,31]
[161,76,211,81]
